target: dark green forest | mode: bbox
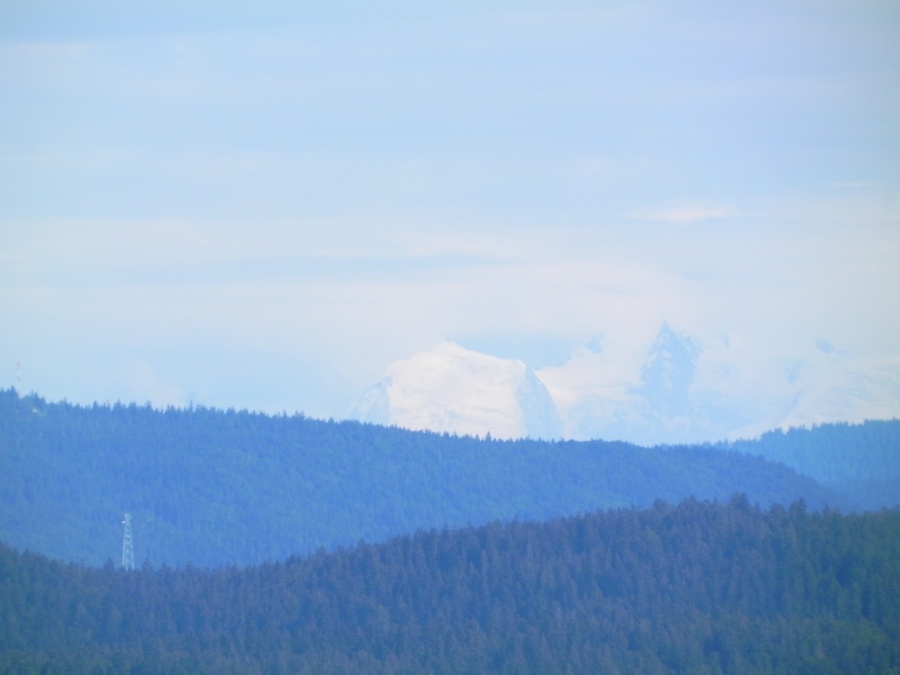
[0,389,861,567]
[2,499,898,674]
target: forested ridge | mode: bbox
[2,499,898,674]
[0,389,855,566]
[717,421,900,509]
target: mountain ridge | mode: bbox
[3,499,898,673]
[355,325,900,445]
[352,341,561,440]
[0,388,869,568]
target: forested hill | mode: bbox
[2,500,898,674]
[716,420,900,510]
[0,389,852,567]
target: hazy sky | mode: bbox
[2,0,899,418]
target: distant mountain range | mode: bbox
[353,324,900,445]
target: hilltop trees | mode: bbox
[1,499,898,673]
[0,389,852,567]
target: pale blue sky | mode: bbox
[2,0,898,418]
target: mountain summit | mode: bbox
[353,327,900,445]
[638,322,701,419]
[352,342,560,440]
[539,324,709,444]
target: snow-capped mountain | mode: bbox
[638,323,701,419]
[352,327,900,444]
[540,324,900,444]
[352,342,560,440]
[539,323,712,444]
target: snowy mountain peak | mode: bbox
[638,323,701,418]
[352,328,900,446]
[351,342,560,440]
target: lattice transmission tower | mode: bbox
[122,513,134,571]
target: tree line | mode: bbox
[716,421,900,509]
[1,498,898,674]
[0,389,856,567]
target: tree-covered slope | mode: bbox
[2,500,898,674]
[717,420,900,509]
[0,389,845,566]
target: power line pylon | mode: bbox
[122,513,134,571]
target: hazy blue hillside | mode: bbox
[0,389,846,567]
[2,500,898,674]
[716,421,900,509]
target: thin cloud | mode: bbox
[826,180,887,190]
[629,204,736,223]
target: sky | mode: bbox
[1,0,899,420]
